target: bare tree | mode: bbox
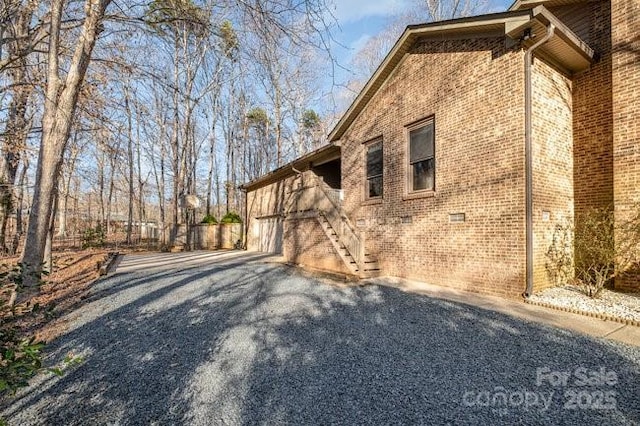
[124,86,135,244]
[345,1,488,104]
[421,0,486,22]
[21,0,112,289]
[0,0,38,252]
[57,135,83,237]
[3,0,338,291]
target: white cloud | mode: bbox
[332,0,412,23]
[350,33,372,51]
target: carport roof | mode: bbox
[239,143,341,192]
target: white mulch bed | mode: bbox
[529,286,640,323]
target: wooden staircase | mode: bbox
[311,177,381,279]
[317,213,381,278]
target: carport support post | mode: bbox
[241,187,248,250]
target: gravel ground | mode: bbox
[529,286,640,323]
[2,252,640,425]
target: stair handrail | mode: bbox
[313,176,358,234]
[311,175,364,268]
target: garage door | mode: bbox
[258,217,283,254]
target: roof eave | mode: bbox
[506,6,595,74]
[240,143,341,191]
[329,6,595,142]
[509,0,591,11]
[328,10,533,142]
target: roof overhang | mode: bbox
[240,143,341,191]
[509,0,590,11]
[328,7,594,142]
[505,6,594,74]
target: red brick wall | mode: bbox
[340,37,528,298]
[611,0,640,290]
[284,216,351,275]
[246,172,349,274]
[531,59,574,291]
[556,1,614,216]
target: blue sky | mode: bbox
[330,0,515,85]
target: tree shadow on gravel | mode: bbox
[2,256,639,425]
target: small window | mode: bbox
[365,140,383,199]
[408,118,435,192]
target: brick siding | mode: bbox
[611,0,640,289]
[531,59,574,291]
[340,37,528,298]
[557,2,614,216]
[245,1,639,296]
[246,171,349,274]
[284,217,351,275]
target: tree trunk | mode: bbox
[43,189,58,273]
[21,0,112,290]
[136,102,145,235]
[0,0,37,253]
[206,125,215,216]
[171,36,181,229]
[150,95,166,242]
[0,84,30,252]
[97,148,106,228]
[215,161,221,220]
[72,175,80,238]
[106,138,117,236]
[59,143,80,237]
[11,158,28,255]
[274,86,282,167]
[125,89,134,245]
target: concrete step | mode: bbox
[359,270,382,279]
[363,261,380,271]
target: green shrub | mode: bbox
[201,214,218,224]
[221,212,242,224]
[0,265,83,407]
[0,331,44,394]
[82,226,105,249]
[0,264,44,395]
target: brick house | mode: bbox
[241,0,639,298]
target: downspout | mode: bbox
[524,23,555,298]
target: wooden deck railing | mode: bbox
[286,174,364,270]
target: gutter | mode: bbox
[524,23,555,298]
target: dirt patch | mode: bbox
[1,249,117,343]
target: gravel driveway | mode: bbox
[2,251,639,425]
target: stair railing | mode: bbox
[311,175,364,269]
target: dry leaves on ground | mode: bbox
[0,249,111,342]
